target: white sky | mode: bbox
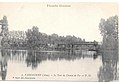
[0,2,118,42]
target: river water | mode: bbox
[0,49,118,82]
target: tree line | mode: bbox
[1,26,85,50]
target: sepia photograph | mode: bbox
[0,1,119,82]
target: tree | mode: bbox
[26,26,42,49]
[98,15,118,81]
[99,15,118,50]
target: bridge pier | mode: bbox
[70,44,73,53]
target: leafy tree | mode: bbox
[99,15,118,50]
[98,15,118,81]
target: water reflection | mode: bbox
[0,49,9,80]
[98,50,118,82]
[0,49,98,80]
[25,50,84,69]
[26,50,43,69]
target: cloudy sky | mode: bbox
[0,2,118,42]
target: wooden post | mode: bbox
[71,44,74,54]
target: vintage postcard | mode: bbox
[0,2,119,82]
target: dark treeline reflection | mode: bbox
[0,49,98,80]
[98,50,118,82]
[0,49,10,80]
[25,50,97,69]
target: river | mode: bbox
[0,49,118,82]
